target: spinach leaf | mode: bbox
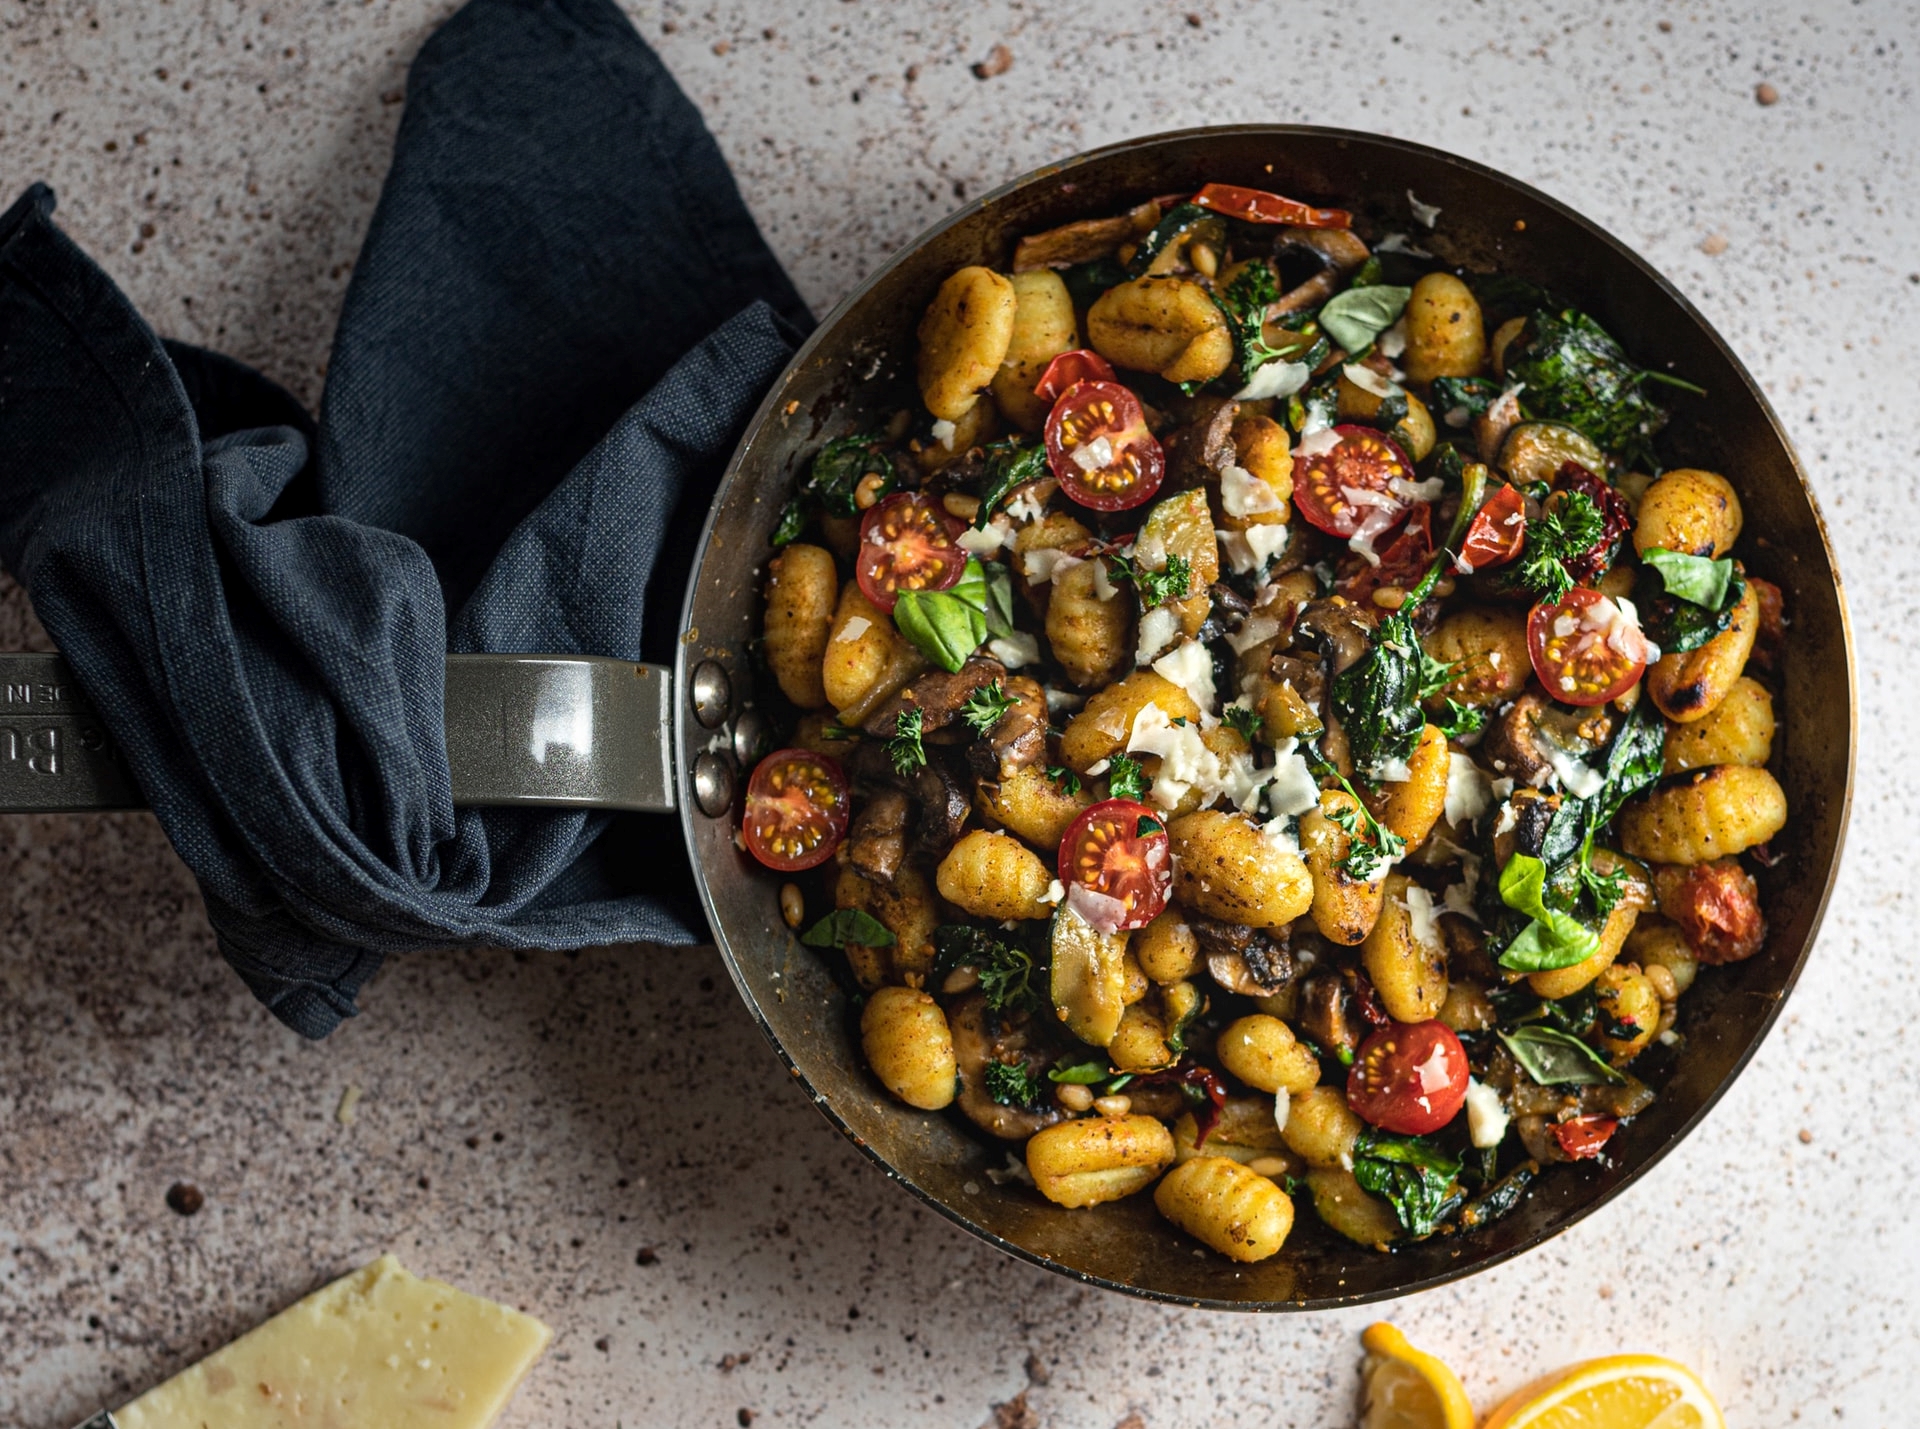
[1497,1024,1624,1086]
[1319,284,1412,355]
[1641,547,1736,609]
[1582,696,1665,836]
[1330,558,1444,779]
[1351,1129,1465,1238]
[1506,308,1701,462]
[972,439,1049,529]
[1497,853,1601,971]
[1632,562,1745,655]
[893,558,1003,671]
[771,435,894,548]
[800,909,896,951]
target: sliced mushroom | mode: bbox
[1292,596,1377,676]
[860,656,1009,738]
[1268,226,1373,319]
[1012,202,1160,273]
[949,994,1066,1140]
[1191,916,1293,995]
[847,788,911,883]
[910,752,972,862]
[1163,398,1240,492]
[1295,972,1359,1057]
[1482,690,1615,791]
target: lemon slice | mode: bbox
[1480,1353,1726,1429]
[1360,1322,1474,1429]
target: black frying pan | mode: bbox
[9,126,1854,1310]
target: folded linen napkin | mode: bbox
[0,0,811,1037]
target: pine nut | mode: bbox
[1093,1094,1133,1118]
[1057,1083,1094,1112]
[854,472,887,510]
[779,883,804,929]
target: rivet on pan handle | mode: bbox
[0,652,680,814]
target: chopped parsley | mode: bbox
[932,925,1039,1013]
[1046,765,1083,796]
[1104,547,1194,608]
[1432,698,1487,740]
[1510,489,1605,605]
[1222,703,1264,741]
[1106,753,1147,802]
[984,1059,1045,1108]
[960,680,1017,736]
[887,707,926,776]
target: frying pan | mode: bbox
[6,126,1853,1310]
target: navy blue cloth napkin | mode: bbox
[0,0,811,1037]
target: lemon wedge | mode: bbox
[1360,1322,1475,1429]
[1480,1353,1726,1429]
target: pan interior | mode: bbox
[676,126,1853,1309]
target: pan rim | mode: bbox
[677,122,1856,1310]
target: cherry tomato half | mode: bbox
[1527,586,1650,707]
[855,492,967,614]
[1044,381,1165,512]
[742,749,850,872]
[1455,482,1527,573]
[1347,1020,1470,1136]
[1189,182,1352,230]
[1291,425,1418,540]
[1033,348,1117,405]
[1057,797,1172,932]
[1552,1114,1619,1160]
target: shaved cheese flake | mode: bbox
[834,615,872,643]
[1376,231,1434,258]
[1004,487,1048,525]
[1083,759,1111,776]
[1493,800,1520,837]
[1259,816,1302,858]
[1266,737,1322,817]
[1091,557,1120,602]
[1538,732,1606,800]
[1444,751,1494,828]
[930,418,957,448]
[1408,190,1442,228]
[1221,463,1284,519]
[1377,315,1409,359]
[1021,548,1082,584]
[1225,612,1281,655]
[1343,362,1399,400]
[956,518,1014,555]
[1152,639,1216,720]
[1039,878,1066,907]
[1272,1087,1292,1133]
[1066,881,1132,935]
[1043,686,1085,716]
[1233,359,1311,402]
[987,631,1040,669]
[1404,884,1441,950]
[1127,702,1220,810]
[1135,605,1180,666]
[1296,427,1343,460]
[1070,435,1115,472]
[1387,474,1444,503]
[1465,1078,1509,1148]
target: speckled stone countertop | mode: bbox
[2,2,1916,1425]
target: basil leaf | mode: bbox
[972,440,1048,529]
[1352,1129,1464,1239]
[770,495,808,548]
[1318,284,1412,356]
[894,557,1004,672]
[1497,1024,1624,1086]
[800,909,895,950]
[981,560,1016,640]
[1497,853,1601,971]
[1641,547,1736,609]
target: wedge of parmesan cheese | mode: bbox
[115,1255,551,1429]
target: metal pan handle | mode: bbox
[0,651,680,814]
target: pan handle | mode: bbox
[0,651,681,815]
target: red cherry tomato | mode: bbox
[1291,425,1418,540]
[1033,349,1117,404]
[1044,381,1165,512]
[1552,1114,1619,1160]
[742,749,850,872]
[1527,586,1650,707]
[1057,797,1172,932]
[1347,1021,1470,1135]
[855,492,967,613]
[1189,182,1352,229]
[1455,482,1527,573]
